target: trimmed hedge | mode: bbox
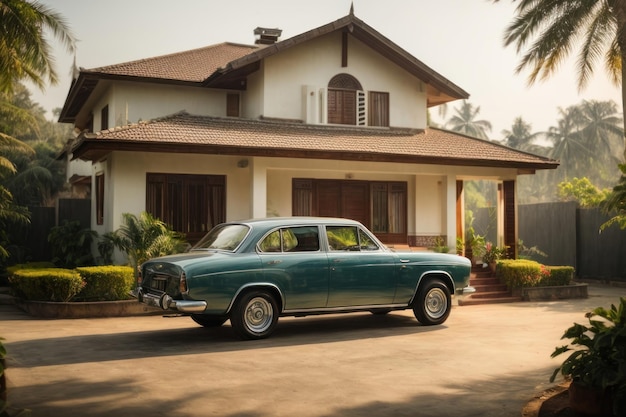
[496,260,574,289]
[9,269,84,302]
[6,262,56,276]
[75,266,134,301]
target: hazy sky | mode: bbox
[32,0,621,140]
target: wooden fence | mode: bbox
[518,202,626,280]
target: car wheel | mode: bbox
[231,290,279,340]
[412,279,451,325]
[191,314,227,327]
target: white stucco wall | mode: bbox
[97,152,252,234]
[260,31,427,129]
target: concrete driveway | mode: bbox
[2,283,625,417]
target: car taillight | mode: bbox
[180,272,188,293]
[137,268,143,285]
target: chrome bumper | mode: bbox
[458,285,476,295]
[137,288,207,313]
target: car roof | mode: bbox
[231,217,363,228]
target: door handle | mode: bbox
[267,260,282,265]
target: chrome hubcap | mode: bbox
[244,297,273,333]
[425,288,447,319]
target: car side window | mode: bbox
[258,226,320,253]
[358,228,380,251]
[326,226,380,251]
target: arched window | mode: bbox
[327,74,363,125]
[326,74,389,127]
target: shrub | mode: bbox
[497,260,575,289]
[542,266,575,286]
[497,259,543,289]
[6,261,56,276]
[75,266,134,301]
[9,268,84,302]
[48,220,97,268]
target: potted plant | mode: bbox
[465,227,485,265]
[550,297,626,417]
[482,242,506,272]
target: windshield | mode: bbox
[192,224,250,251]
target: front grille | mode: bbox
[150,274,170,292]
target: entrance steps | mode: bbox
[458,265,522,306]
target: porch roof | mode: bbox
[71,112,559,171]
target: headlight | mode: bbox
[180,272,188,293]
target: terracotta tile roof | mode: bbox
[84,43,259,82]
[74,112,558,170]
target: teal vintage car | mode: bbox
[137,217,473,339]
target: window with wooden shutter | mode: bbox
[369,92,389,127]
[100,105,109,130]
[146,173,226,243]
[95,173,104,225]
[227,93,240,117]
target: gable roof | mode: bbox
[59,13,468,123]
[70,112,558,171]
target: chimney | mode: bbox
[254,27,282,45]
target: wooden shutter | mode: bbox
[368,92,389,127]
[227,94,240,117]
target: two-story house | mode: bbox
[58,10,557,257]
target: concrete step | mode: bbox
[458,295,523,306]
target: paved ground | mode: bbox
[2,284,626,417]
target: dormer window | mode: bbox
[327,74,362,125]
[327,74,389,127]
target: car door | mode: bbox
[258,226,329,310]
[325,225,397,307]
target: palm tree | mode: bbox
[107,212,188,273]
[501,117,540,150]
[445,100,493,139]
[578,100,623,161]
[0,0,75,93]
[495,0,626,156]
[0,1,74,259]
[546,106,590,182]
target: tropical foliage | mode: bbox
[0,1,75,261]
[494,0,626,154]
[600,164,626,231]
[105,212,188,273]
[557,177,611,208]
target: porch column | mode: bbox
[502,180,517,258]
[445,174,458,250]
[250,159,268,219]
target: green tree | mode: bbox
[557,177,610,207]
[445,100,493,140]
[601,164,626,230]
[496,0,626,156]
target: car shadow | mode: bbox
[5,312,446,369]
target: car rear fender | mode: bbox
[226,283,285,314]
[410,271,455,305]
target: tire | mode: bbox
[191,314,227,327]
[412,279,451,325]
[230,290,279,340]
